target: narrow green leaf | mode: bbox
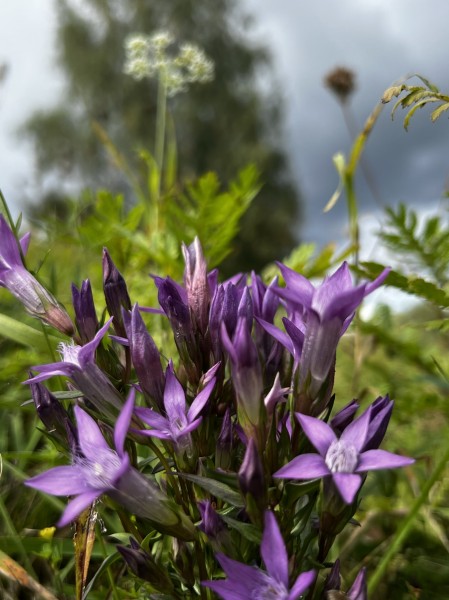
[0,314,62,351]
[219,514,262,543]
[178,473,244,507]
[431,102,449,122]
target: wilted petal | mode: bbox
[357,449,414,472]
[332,472,362,504]
[274,453,329,480]
[296,413,336,456]
[25,465,86,495]
[288,569,316,600]
[261,511,288,587]
[57,490,100,527]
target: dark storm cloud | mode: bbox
[244,0,449,244]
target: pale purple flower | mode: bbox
[0,214,74,335]
[202,511,315,600]
[26,390,135,527]
[26,318,123,417]
[274,405,414,504]
[135,362,216,450]
[276,261,390,399]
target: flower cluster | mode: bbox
[0,216,414,598]
[124,30,214,95]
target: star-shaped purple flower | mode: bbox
[274,405,414,504]
[202,511,315,600]
[135,362,217,449]
[25,389,135,527]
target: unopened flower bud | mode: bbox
[102,248,131,336]
[71,279,98,344]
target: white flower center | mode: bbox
[79,448,122,490]
[60,342,81,366]
[252,579,289,600]
[325,439,358,473]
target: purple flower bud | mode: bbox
[182,237,210,335]
[198,500,226,538]
[237,286,253,330]
[71,279,98,344]
[330,400,360,436]
[209,283,238,360]
[102,248,131,336]
[216,408,233,470]
[221,317,263,426]
[117,538,174,591]
[122,305,164,409]
[362,395,393,451]
[29,377,69,440]
[0,215,75,336]
[238,437,265,501]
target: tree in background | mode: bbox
[22,0,301,273]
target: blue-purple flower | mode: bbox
[0,214,74,335]
[26,390,135,527]
[202,511,315,600]
[276,261,390,401]
[26,318,123,417]
[135,362,217,450]
[274,404,414,504]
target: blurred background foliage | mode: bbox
[0,2,448,598]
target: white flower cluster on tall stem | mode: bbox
[124,30,214,96]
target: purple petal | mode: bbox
[261,511,288,587]
[221,322,238,364]
[357,449,415,472]
[202,579,252,600]
[163,364,187,419]
[20,232,31,256]
[137,429,171,440]
[332,472,362,504]
[276,262,315,309]
[320,286,366,322]
[274,453,329,480]
[288,569,316,600]
[173,417,202,439]
[114,388,135,456]
[74,406,110,458]
[341,406,372,453]
[216,553,266,587]
[78,317,113,366]
[347,567,367,600]
[135,407,169,430]
[364,267,391,296]
[0,215,22,269]
[25,465,87,495]
[57,490,100,527]
[26,362,77,382]
[296,413,336,456]
[255,317,294,355]
[187,378,216,422]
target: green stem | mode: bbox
[368,441,449,595]
[0,188,17,232]
[153,68,167,232]
[97,526,120,600]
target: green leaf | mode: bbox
[431,102,449,122]
[178,473,244,507]
[82,551,122,600]
[219,514,262,543]
[0,314,62,351]
[323,152,346,212]
[381,84,406,104]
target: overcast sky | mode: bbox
[0,0,448,262]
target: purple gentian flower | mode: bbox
[182,237,210,336]
[202,511,315,600]
[135,362,216,450]
[0,214,74,335]
[71,279,98,344]
[25,389,135,527]
[274,405,414,504]
[26,318,123,417]
[276,261,390,399]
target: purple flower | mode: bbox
[202,511,315,600]
[221,316,263,426]
[71,279,98,344]
[135,362,216,450]
[0,214,74,335]
[276,262,390,401]
[25,390,135,527]
[26,319,123,418]
[274,405,414,504]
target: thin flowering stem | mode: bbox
[155,67,168,196]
